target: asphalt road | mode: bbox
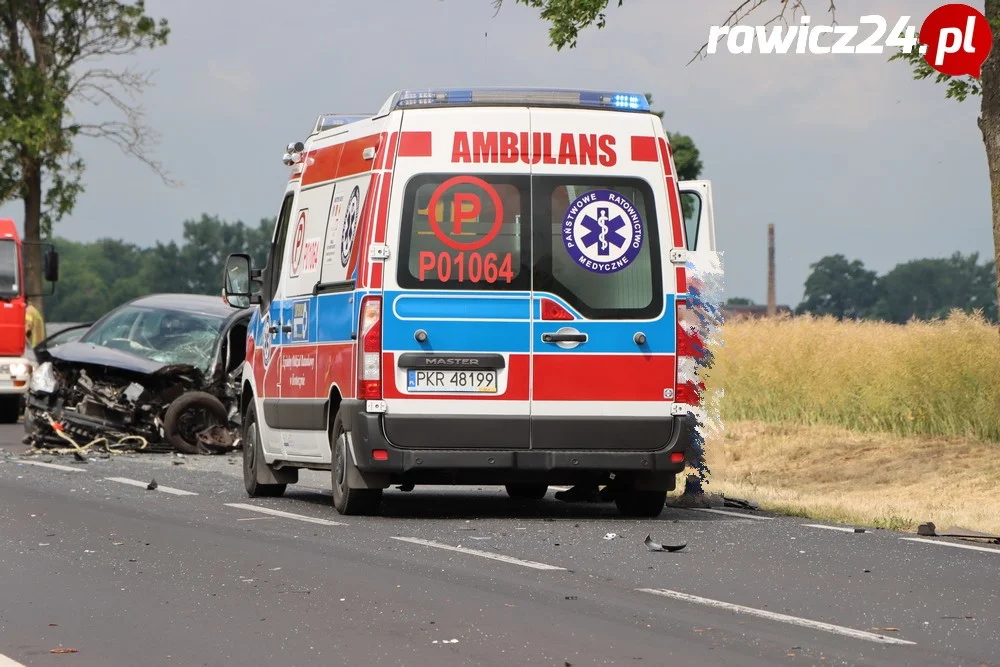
[1,423,997,667]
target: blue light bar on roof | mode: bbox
[393,87,651,112]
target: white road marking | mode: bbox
[0,653,28,666]
[105,477,198,496]
[225,503,346,526]
[637,588,916,645]
[901,537,1000,554]
[16,460,86,473]
[802,523,867,533]
[688,508,773,521]
[392,536,566,571]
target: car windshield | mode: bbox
[81,305,227,373]
[0,239,20,298]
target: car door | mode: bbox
[528,108,677,450]
[678,180,716,252]
[256,192,295,457]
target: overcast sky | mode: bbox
[1,0,990,307]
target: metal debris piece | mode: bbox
[722,496,760,511]
[147,479,158,490]
[603,532,617,540]
[854,528,866,533]
[937,526,1000,542]
[917,522,937,536]
[872,627,900,632]
[644,534,687,552]
[50,648,78,654]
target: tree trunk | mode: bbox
[22,157,44,315]
[980,0,1000,320]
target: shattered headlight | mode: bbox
[29,362,57,394]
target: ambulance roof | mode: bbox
[310,87,651,139]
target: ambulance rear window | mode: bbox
[534,177,662,320]
[397,174,530,291]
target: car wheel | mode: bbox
[614,489,667,518]
[164,391,229,455]
[504,483,548,500]
[242,403,286,498]
[331,412,381,516]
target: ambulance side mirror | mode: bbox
[223,253,260,308]
[43,248,59,283]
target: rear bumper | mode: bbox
[341,399,694,486]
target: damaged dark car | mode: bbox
[25,294,251,454]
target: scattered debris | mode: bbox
[722,496,760,511]
[603,533,617,541]
[50,648,78,654]
[565,596,578,601]
[72,450,87,462]
[147,479,158,491]
[872,627,900,632]
[644,534,687,552]
[854,528,866,533]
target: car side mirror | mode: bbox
[223,253,259,308]
[43,248,59,283]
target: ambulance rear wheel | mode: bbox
[615,489,667,518]
[504,483,548,500]
[331,412,382,516]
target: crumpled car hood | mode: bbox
[47,341,178,376]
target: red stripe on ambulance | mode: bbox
[301,135,381,186]
[398,131,433,157]
[384,132,400,169]
[533,354,676,402]
[658,137,685,248]
[630,136,659,162]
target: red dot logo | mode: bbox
[919,3,993,78]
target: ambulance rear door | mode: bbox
[528,108,679,451]
[379,108,533,450]
[678,180,716,252]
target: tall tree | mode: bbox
[797,254,881,320]
[0,0,170,314]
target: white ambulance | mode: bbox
[222,87,716,517]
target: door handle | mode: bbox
[268,325,278,335]
[281,324,292,334]
[542,332,588,344]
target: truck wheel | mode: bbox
[0,396,21,424]
[331,412,382,516]
[164,391,229,455]
[615,489,667,518]
[504,483,548,500]
[242,403,286,498]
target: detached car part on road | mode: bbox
[24,294,251,454]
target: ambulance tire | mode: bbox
[331,412,382,516]
[504,484,549,500]
[242,403,287,498]
[614,489,667,518]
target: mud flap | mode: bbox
[344,430,390,490]
[258,461,299,486]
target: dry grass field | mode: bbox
[693,311,1000,535]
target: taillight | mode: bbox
[357,296,382,399]
[675,300,706,406]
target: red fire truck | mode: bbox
[0,218,59,423]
